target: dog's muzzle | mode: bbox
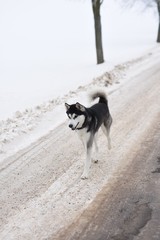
[69,122,79,130]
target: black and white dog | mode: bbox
[65,91,112,179]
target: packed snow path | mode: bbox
[0,48,160,239]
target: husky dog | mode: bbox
[65,91,112,179]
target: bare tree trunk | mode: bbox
[92,0,104,64]
[157,1,160,42]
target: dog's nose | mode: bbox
[69,124,73,129]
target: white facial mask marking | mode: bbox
[68,114,85,130]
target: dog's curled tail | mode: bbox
[89,90,108,105]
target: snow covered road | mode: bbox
[0,48,160,239]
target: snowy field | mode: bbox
[0,0,158,161]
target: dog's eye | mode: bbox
[73,115,78,119]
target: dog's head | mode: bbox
[65,102,86,130]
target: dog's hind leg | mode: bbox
[101,116,112,150]
[81,134,93,179]
[93,134,99,163]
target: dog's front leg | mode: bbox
[81,136,93,180]
[81,147,92,179]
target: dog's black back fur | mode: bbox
[86,93,110,133]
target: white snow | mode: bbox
[0,0,158,162]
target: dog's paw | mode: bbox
[94,159,98,164]
[81,173,88,180]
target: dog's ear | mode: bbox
[65,103,70,111]
[76,102,85,112]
